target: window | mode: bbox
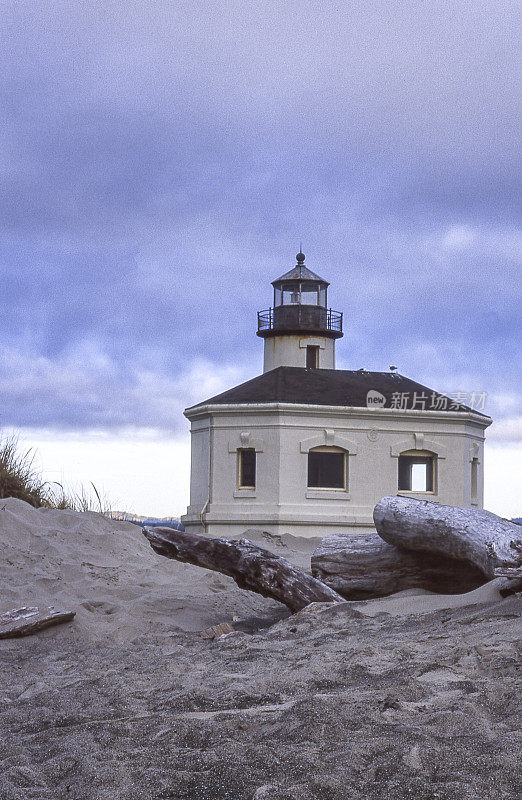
[308,447,346,489]
[398,450,436,492]
[278,282,321,306]
[238,448,256,488]
[300,285,319,305]
[282,283,300,304]
[306,345,319,369]
[471,458,479,502]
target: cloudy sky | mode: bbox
[2,1,520,516]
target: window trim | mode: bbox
[306,345,319,369]
[305,489,351,500]
[397,449,437,494]
[390,438,446,459]
[237,448,256,490]
[300,431,358,455]
[307,446,347,491]
[471,457,479,504]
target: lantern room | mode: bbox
[273,251,328,309]
[258,252,343,339]
[257,251,343,372]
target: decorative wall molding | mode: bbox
[305,490,351,500]
[390,436,447,459]
[299,337,326,349]
[228,431,264,453]
[468,441,481,462]
[300,429,359,454]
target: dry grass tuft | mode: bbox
[0,435,48,508]
[0,434,111,513]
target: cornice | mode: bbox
[184,401,492,428]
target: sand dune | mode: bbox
[0,498,520,799]
[0,497,291,637]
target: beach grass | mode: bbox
[0,434,110,513]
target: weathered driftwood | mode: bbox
[0,606,75,639]
[374,496,522,580]
[311,531,486,599]
[200,622,235,640]
[142,527,343,612]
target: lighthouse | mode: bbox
[181,251,491,538]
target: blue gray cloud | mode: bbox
[1,1,520,434]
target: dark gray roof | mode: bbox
[272,265,329,285]
[188,367,489,417]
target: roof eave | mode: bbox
[184,401,493,427]
[271,266,329,285]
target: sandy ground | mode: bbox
[0,497,520,800]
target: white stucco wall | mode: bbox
[182,403,491,538]
[187,423,211,512]
[263,335,335,371]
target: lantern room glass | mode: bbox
[274,282,327,308]
[282,283,301,305]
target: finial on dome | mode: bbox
[296,250,305,264]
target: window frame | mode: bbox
[397,449,437,494]
[471,457,479,503]
[306,345,319,369]
[281,283,300,305]
[307,446,347,491]
[237,448,256,489]
[300,284,320,306]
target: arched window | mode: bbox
[307,446,347,490]
[398,450,437,493]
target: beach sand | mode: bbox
[0,497,520,799]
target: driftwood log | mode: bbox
[0,606,75,639]
[374,496,522,580]
[311,531,486,599]
[142,527,343,612]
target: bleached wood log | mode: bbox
[373,496,522,580]
[142,527,344,613]
[311,532,486,599]
[0,606,75,638]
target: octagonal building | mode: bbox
[181,252,491,538]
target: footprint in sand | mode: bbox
[81,600,118,615]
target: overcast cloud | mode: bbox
[1,1,520,439]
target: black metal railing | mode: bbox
[257,306,343,334]
[257,308,273,330]
[326,309,343,332]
